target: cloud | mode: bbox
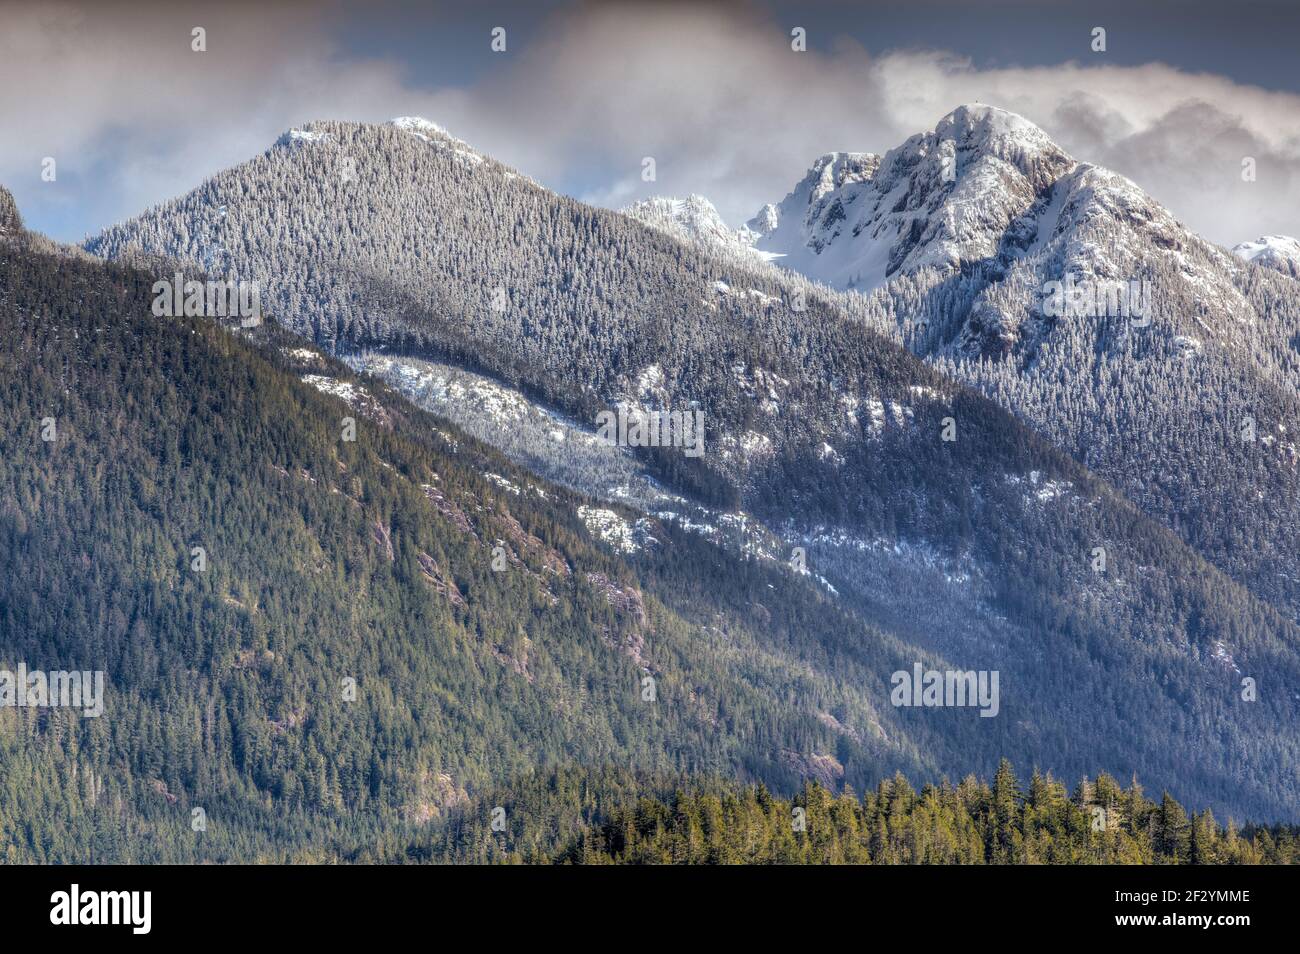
[419,2,1299,246]
[2,0,1297,246]
[0,1,413,239]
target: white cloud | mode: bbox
[420,3,1300,246]
[0,1,413,239]
[2,1,1296,246]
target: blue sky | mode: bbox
[2,0,1298,244]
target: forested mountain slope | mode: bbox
[0,186,20,235]
[405,764,1300,865]
[725,105,1300,625]
[79,123,1300,823]
[3,208,969,860]
[36,194,1271,859]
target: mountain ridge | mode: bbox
[1234,234,1300,278]
[75,116,1300,821]
[6,210,986,859]
[633,104,1300,626]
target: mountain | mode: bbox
[734,104,1300,626]
[620,194,767,264]
[1234,235,1300,279]
[2,194,972,860]
[743,105,1070,293]
[17,174,1286,864]
[82,118,1300,822]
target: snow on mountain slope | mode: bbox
[277,127,332,147]
[743,152,883,288]
[738,102,1296,390]
[752,106,1300,621]
[745,105,1073,292]
[350,352,684,512]
[746,103,1261,342]
[1234,235,1300,279]
[932,157,1257,361]
[76,116,1300,821]
[388,116,491,168]
[621,194,773,263]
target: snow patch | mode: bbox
[577,505,643,554]
[302,374,368,405]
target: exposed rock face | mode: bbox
[416,551,465,605]
[780,749,846,790]
[405,770,469,824]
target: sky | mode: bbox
[2,0,1298,247]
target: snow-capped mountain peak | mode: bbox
[928,103,1066,177]
[744,151,879,240]
[390,116,459,141]
[622,193,772,262]
[718,102,1293,370]
[1233,234,1300,278]
[274,124,333,148]
[743,104,1077,292]
[386,117,491,168]
[623,194,734,242]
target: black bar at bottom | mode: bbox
[0,863,1281,941]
